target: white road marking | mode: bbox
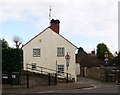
[83,85,97,90]
[36,90,54,93]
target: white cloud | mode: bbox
[6,39,15,48]
[0,0,68,21]
[1,0,118,53]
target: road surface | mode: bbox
[34,77,120,94]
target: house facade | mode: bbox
[22,19,78,81]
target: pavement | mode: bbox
[2,80,92,94]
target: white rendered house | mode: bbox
[22,19,79,81]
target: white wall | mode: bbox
[22,28,78,81]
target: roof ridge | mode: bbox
[22,27,78,49]
[22,27,49,48]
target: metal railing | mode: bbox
[26,63,72,80]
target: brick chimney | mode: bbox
[50,19,60,34]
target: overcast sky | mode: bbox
[1,0,119,53]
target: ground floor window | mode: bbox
[31,63,36,70]
[57,65,64,73]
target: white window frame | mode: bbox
[33,48,41,57]
[57,65,64,73]
[57,47,65,57]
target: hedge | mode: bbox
[2,48,23,73]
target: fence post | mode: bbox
[118,70,120,83]
[41,67,42,74]
[66,73,68,83]
[48,73,50,86]
[10,73,12,86]
[55,73,57,85]
[26,72,29,88]
[105,67,108,82]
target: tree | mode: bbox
[2,38,23,73]
[2,38,9,49]
[109,52,120,66]
[96,43,113,62]
[13,36,22,48]
[78,47,84,53]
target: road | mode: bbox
[2,77,120,95]
[34,77,120,94]
[35,85,118,93]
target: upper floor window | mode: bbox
[33,48,40,57]
[57,47,65,57]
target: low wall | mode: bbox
[20,71,55,87]
[85,67,120,83]
[2,71,72,88]
[86,67,106,81]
